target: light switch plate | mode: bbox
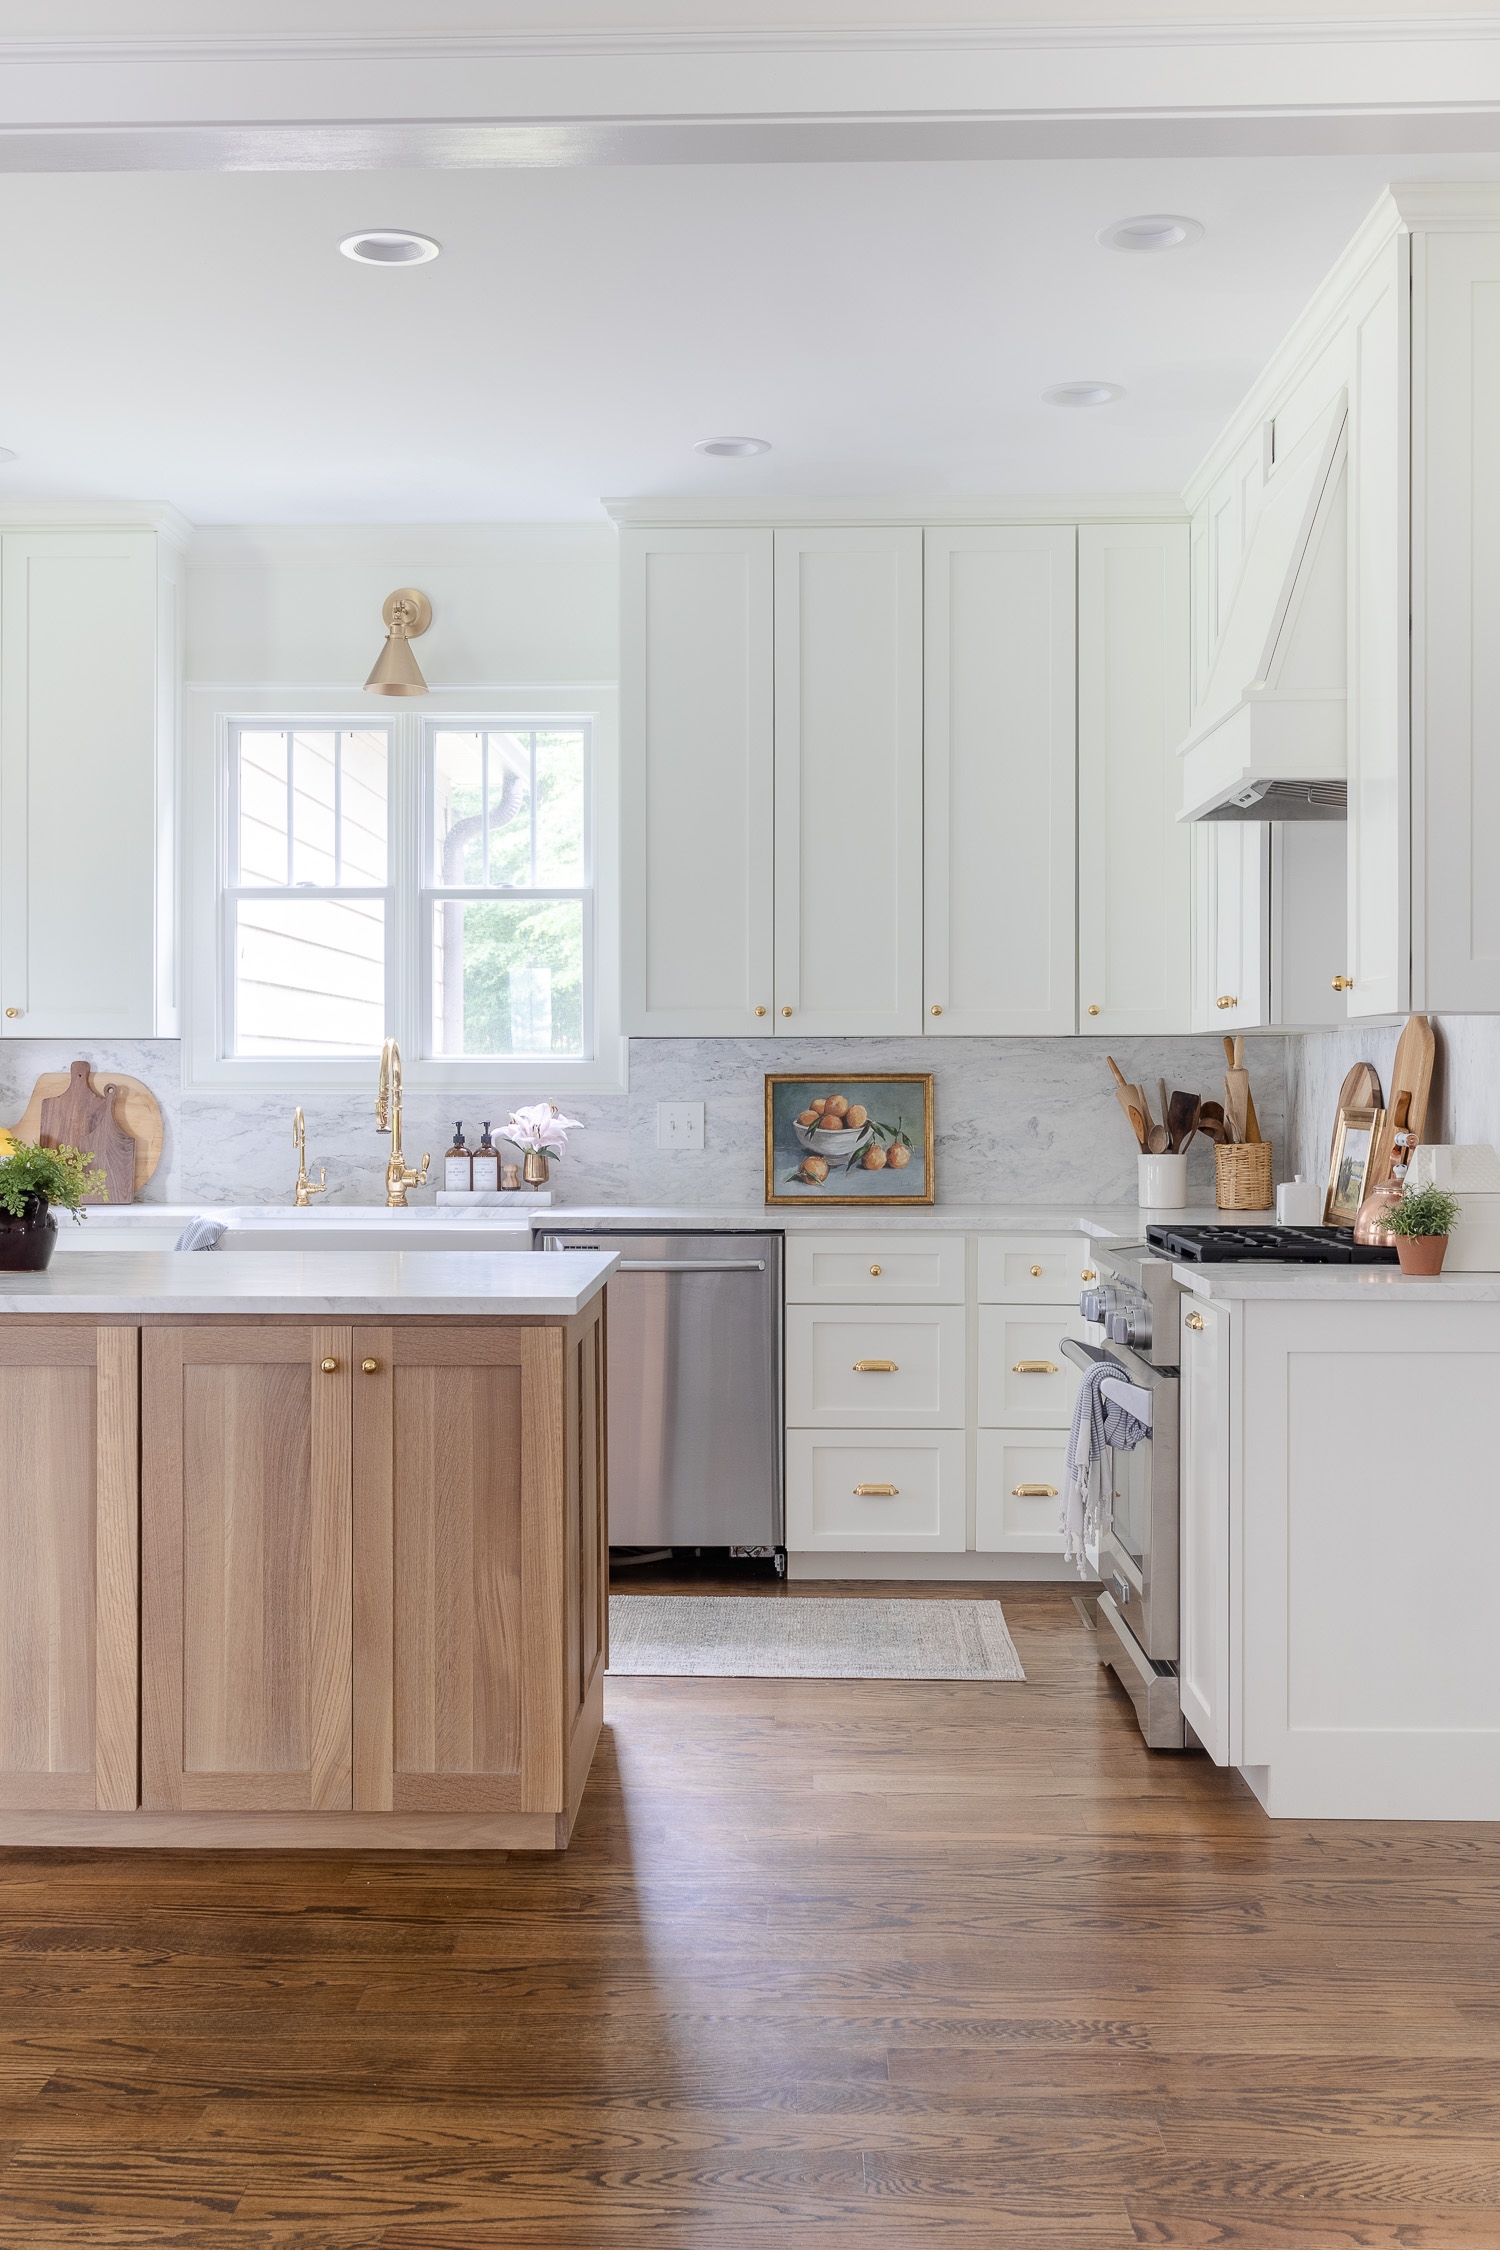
[657,1101,704,1151]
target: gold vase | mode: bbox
[522,1150,550,1186]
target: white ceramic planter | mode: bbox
[1137,1152,1188,1209]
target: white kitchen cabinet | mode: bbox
[974,1431,1068,1555]
[773,529,923,1036]
[1178,1297,1233,1765]
[1192,824,1267,1033]
[1077,523,1193,1035]
[785,1304,965,1430]
[923,527,1076,1035]
[0,526,180,1039]
[620,528,774,1035]
[786,1428,966,1553]
[785,1232,965,1306]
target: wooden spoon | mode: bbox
[1167,1089,1197,1152]
[1127,1105,1149,1149]
[1177,1095,1204,1153]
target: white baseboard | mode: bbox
[786,1551,1096,1583]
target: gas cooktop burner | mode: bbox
[1145,1223,1398,1265]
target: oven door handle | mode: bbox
[1061,1337,1113,1373]
[1100,1375,1154,1428]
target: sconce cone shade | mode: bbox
[364,587,432,698]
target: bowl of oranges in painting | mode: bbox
[769,1079,930,1200]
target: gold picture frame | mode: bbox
[1326,1105,1385,1227]
[765,1074,935,1207]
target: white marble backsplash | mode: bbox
[1,1033,1291,1209]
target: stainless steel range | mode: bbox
[1064,1238,1188,1750]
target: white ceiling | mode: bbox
[0,151,1496,522]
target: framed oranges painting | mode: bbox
[764,1074,935,1207]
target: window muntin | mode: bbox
[425,726,590,1060]
[225,725,392,1057]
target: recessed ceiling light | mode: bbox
[1043,382,1124,409]
[339,229,441,266]
[694,436,772,457]
[0,448,15,465]
[1098,214,1204,254]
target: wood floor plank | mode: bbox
[0,1576,1492,2247]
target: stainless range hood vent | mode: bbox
[1179,395,1348,824]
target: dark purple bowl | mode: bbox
[0,1196,58,1271]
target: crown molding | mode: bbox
[5,17,1500,65]
[604,493,1187,527]
[186,521,614,565]
[0,497,193,545]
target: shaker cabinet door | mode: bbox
[351,1325,565,1815]
[620,527,775,1034]
[1077,522,1193,1035]
[142,1326,353,1813]
[0,1326,138,1812]
[924,526,1077,1034]
[1178,1299,1233,1765]
[773,528,923,1036]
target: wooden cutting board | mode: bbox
[1370,1015,1436,1188]
[7,1061,163,1200]
[1330,1060,1384,1172]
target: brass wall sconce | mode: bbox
[364,587,432,697]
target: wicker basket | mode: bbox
[1214,1139,1274,1211]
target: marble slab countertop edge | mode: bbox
[1175,1263,1500,1302]
[0,1250,619,1318]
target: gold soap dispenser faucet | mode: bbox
[292,1107,327,1207]
[375,1038,430,1208]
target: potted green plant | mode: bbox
[1382,1182,1461,1276]
[0,1141,108,1271]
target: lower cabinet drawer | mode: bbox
[978,1234,1094,1304]
[977,1308,1082,1427]
[975,1431,1068,1554]
[786,1429,966,1552]
[785,1304,965,1428]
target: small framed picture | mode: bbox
[765,1074,935,1207]
[1326,1105,1386,1226]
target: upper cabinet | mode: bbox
[1077,522,1192,1036]
[620,528,774,1035]
[620,512,1192,1039]
[924,527,1076,1036]
[773,529,923,1036]
[0,522,181,1039]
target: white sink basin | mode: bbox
[213,1213,535,1254]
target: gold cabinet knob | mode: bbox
[320,1357,339,1373]
[754,1006,766,1017]
[868,1264,882,1276]
[1185,1311,1205,1331]
[853,1483,899,1497]
[1216,995,1238,1009]
[361,1358,379,1374]
[1013,1359,1058,1374]
[1087,1004,1100,1017]
[1081,1268,1097,1282]
[930,1004,943,1016]
[853,1359,899,1373]
[1012,1483,1058,1498]
[1029,1264,1043,1277]
[781,1005,793,1017]
[1331,975,1354,992]
[3,1007,18,1018]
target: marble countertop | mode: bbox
[524,1202,1183,1235]
[0,1250,618,1317]
[1176,1263,1500,1302]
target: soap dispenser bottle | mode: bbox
[472,1123,500,1194]
[444,1124,472,1193]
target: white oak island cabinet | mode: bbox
[1178,1274,1500,1821]
[0,1252,612,1848]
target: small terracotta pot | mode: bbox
[0,1195,58,1272]
[1395,1234,1448,1276]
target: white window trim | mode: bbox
[183,682,624,1093]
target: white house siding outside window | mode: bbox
[222,720,592,1062]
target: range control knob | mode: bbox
[1107,1312,1131,1345]
[1080,1291,1103,1324]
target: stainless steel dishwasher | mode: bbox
[538,1228,783,1556]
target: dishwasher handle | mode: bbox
[615,1258,767,1273]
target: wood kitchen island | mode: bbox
[0,1250,614,1850]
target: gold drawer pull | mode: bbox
[1012,1483,1058,1498]
[1331,975,1353,992]
[1081,1268,1097,1281]
[1185,1311,1205,1331]
[320,1357,340,1373]
[1028,1264,1043,1277]
[853,1359,899,1373]
[1013,1359,1057,1375]
[869,1264,882,1276]
[853,1483,899,1497]
[361,1358,380,1374]
[1216,994,1238,1009]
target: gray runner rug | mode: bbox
[607,1594,1025,1681]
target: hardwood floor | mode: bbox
[0,1573,1496,2247]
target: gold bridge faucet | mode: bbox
[292,1107,327,1206]
[376,1038,430,1208]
